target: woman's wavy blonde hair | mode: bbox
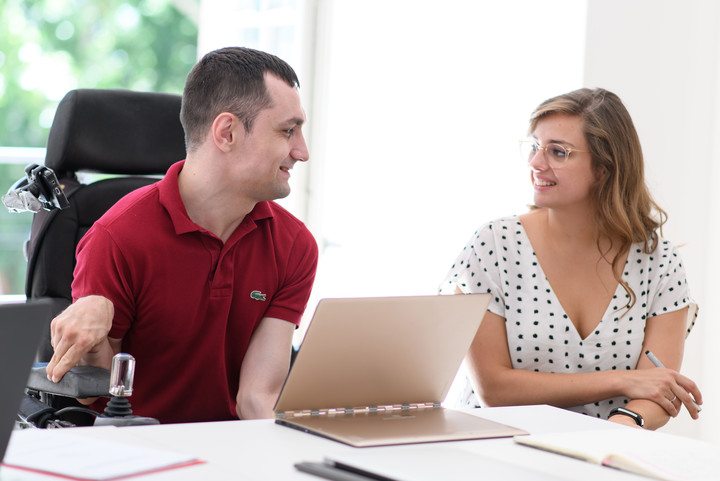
[529,88,666,311]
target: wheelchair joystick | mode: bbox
[94,353,159,426]
[102,353,135,417]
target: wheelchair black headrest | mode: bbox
[45,89,186,178]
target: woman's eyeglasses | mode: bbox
[519,139,588,168]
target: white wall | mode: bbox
[583,0,720,443]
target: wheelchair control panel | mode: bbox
[20,353,159,428]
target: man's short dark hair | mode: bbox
[180,47,300,151]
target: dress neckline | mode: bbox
[511,216,629,342]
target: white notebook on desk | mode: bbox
[274,294,527,447]
[515,428,720,481]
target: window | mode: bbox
[197,0,311,218]
[0,0,198,295]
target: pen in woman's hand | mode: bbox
[644,350,664,369]
[644,349,701,412]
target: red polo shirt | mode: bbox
[72,161,318,423]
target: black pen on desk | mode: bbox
[644,349,702,412]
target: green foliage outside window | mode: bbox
[0,0,197,147]
[0,0,198,294]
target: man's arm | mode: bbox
[235,317,294,420]
[46,295,114,382]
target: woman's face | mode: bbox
[527,113,598,211]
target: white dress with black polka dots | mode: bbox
[440,216,695,419]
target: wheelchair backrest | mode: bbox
[25,89,186,361]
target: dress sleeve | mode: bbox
[647,240,697,335]
[439,222,506,319]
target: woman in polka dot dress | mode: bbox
[441,88,702,430]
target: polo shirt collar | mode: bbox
[158,160,275,237]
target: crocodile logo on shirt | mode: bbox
[250,290,267,301]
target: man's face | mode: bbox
[235,73,309,202]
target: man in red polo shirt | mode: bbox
[45,47,318,423]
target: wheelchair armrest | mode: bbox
[28,363,111,398]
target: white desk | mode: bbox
[0,405,648,480]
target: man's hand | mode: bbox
[46,295,114,382]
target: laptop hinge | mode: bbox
[276,402,441,419]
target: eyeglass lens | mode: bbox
[520,141,569,166]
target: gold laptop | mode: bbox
[274,294,527,447]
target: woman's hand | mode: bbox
[620,367,702,419]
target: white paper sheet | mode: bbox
[3,428,202,480]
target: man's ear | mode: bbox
[211,112,241,152]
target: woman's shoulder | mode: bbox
[466,215,523,241]
[629,234,686,270]
[636,234,682,255]
[484,215,523,230]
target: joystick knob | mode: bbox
[109,353,135,397]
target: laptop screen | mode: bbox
[275,294,490,414]
[0,300,52,462]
